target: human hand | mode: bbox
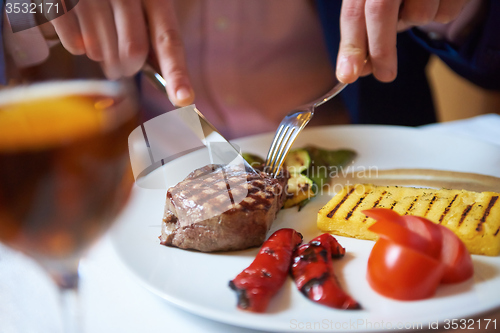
[50,0,194,106]
[142,0,194,106]
[336,0,469,84]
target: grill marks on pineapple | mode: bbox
[327,185,497,231]
[372,191,387,209]
[318,184,500,255]
[346,191,369,220]
[329,189,500,232]
[327,187,355,218]
[439,194,459,223]
[424,195,438,217]
[361,190,388,223]
[404,196,420,215]
[458,204,475,228]
[477,195,499,232]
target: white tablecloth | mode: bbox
[1,114,500,333]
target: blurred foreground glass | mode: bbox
[0,80,139,332]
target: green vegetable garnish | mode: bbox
[284,148,311,174]
[242,152,265,169]
[242,145,356,209]
[302,146,356,188]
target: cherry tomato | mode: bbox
[365,209,442,259]
[368,217,435,258]
[401,215,473,283]
[363,208,474,301]
[439,226,474,284]
[363,208,405,226]
[400,215,443,260]
[367,239,444,300]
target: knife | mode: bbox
[128,66,254,189]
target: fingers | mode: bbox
[364,0,401,82]
[399,0,440,26]
[110,0,149,77]
[76,0,122,79]
[143,0,194,106]
[50,10,85,55]
[338,0,470,84]
[338,0,399,83]
[72,1,106,63]
[399,0,467,25]
[434,0,469,23]
[50,0,150,80]
[360,57,372,77]
[398,0,469,30]
[337,0,368,84]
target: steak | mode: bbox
[160,164,288,252]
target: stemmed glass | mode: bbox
[0,79,139,332]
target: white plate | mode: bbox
[110,125,500,332]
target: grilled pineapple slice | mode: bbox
[318,184,500,256]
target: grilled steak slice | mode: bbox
[160,164,288,252]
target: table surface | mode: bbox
[1,114,500,333]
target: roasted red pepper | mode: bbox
[229,228,303,312]
[291,233,361,310]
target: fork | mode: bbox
[264,81,347,177]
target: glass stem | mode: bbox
[59,284,82,333]
[40,257,83,333]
